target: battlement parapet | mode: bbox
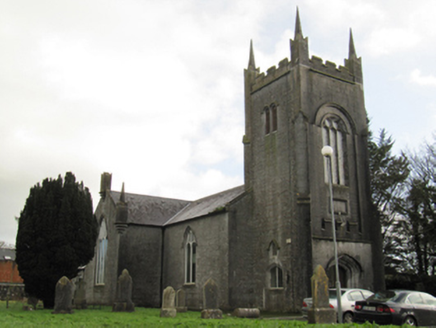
[252,58,290,91]
[309,56,356,83]
[251,54,359,92]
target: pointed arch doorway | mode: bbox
[326,254,363,288]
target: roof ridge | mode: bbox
[190,185,244,203]
[110,190,191,203]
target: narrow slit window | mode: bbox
[265,107,271,134]
[271,104,278,132]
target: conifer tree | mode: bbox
[368,129,410,272]
[15,172,98,308]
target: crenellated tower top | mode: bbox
[246,8,363,92]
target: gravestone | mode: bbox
[73,279,87,309]
[160,286,177,317]
[112,269,135,312]
[233,308,260,318]
[308,265,336,324]
[176,289,187,312]
[201,278,222,319]
[23,296,39,311]
[52,276,74,314]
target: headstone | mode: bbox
[201,278,222,319]
[22,296,38,311]
[52,276,74,314]
[176,289,187,312]
[160,286,177,317]
[112,269,135,312]
[233,308,260,318]
[22,297,32,311]
[73,279,87,309]
[26,296,42,310]
[308,265,336,324]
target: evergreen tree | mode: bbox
[368,129,410,272]
[15,172,98,308]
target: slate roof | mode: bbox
[110,185,245,227]
[164,185,245,226]
[110,191,190,227]
[0,248,16,261]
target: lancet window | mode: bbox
[268,240,279,258]
[184,228,197,284]
[95,219,108,285]
[270,265,283,288]
[264,103,278,135]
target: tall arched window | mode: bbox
[95,219,108,285]
[322,116,347,185]
[184,229,197,284]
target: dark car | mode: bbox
[354,290,436,326]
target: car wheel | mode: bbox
[343,312,354,323]
[404,316,417,326]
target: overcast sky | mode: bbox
[1,0,436,245]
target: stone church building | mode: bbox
[83,11,384,312]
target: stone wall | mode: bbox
[245,69,313,312]
[118,226,163,307]
[228,192,256,309]
[0,283,25,301]
[163,213,230,310]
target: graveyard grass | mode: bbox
[1,301,401,328]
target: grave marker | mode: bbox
[308,265,336,324]
[201,278,222,319]
[52,276,74,314]
[112,269,135,312]
[160,286,177,317]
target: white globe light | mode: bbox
[321,145,333,157]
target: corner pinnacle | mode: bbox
[349,28,357,59]
[248,39,256,70]
[119,182,125,203]
[294,7,303,40]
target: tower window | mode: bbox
[322,116,347,185]
[271,104,278,131]
[268,240,280,258]
[264,106,270,134]
[264,103,278,135]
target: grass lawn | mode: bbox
[0,301,388,327]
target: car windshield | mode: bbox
[329,290,346,299]
[367,291,397,302]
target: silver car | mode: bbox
[302,288,374,323]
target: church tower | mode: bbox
[241,9,384,312]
